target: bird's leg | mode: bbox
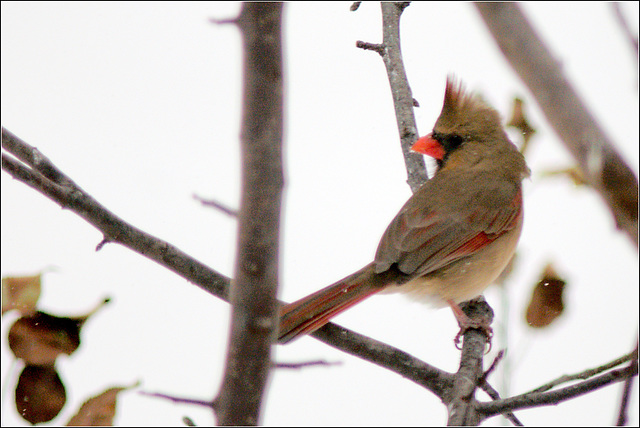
[447,298,493,352]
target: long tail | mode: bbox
[278,263,387,343]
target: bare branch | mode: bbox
[139,391,213,408]
[355,40,384,56]
[215,3,284,426]
[476,350,521,425]
[446,298,494,426]
[478,381,523,426]
[610,3,639,59]
[477,363,638,417]
[481,349,505,385]
[272,360,342,370]
[475,3,638,247]
[1,129,229,301]
[528,349,637,394]
[310,321,453,398]
[354,2,428,193]
[193,194,238,217]
[616,342,638,425]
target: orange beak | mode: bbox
[411,134,445,160]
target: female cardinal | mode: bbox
[278,78,530,344]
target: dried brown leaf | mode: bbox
[9,312,82,366]
[526,263,567,328]
[2,274,42,315]
[15,365,66,424]
[67,382,139,426]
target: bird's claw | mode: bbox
[454,320,493,353]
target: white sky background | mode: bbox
[1,2,638,426]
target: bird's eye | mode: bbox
[443,134,464,152]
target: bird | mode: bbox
[278,77,530,345]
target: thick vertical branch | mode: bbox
[445,298,494,426]
[475,3,638,247]
[215,3,284,425]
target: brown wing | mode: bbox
[374,169,523,277]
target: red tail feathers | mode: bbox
[278,263,386,343]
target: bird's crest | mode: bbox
[435,76,502,138]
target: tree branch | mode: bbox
[616,342,638,425]
[1,128,230,301]
[193,194,238,217]
[354,2,428,193]
[214,3,284,426]
[477,360,638,417]
[310,322,453,398]
[528,349,637,394]
[610,3,639,59]
[478,381,523,426]
[475,2,638,247]
[445,298,493,426]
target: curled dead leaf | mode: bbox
[67,381,139,426]
[526,263,566,328]
[8,299,110,366]
[9,312,82,366]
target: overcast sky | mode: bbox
[2,2,638,426]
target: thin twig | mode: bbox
[481,349,505,384]
[616,342,638,425]
[273,360,342,370]
[477,350,523,426]
[528,349,637,394]
[209,17,239,26]
[139,391,213,408]
[193,194,238,217]
[355,40,384,55]
[610,3,639,59]
[478,382,523,426]
[477,364,638,417]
